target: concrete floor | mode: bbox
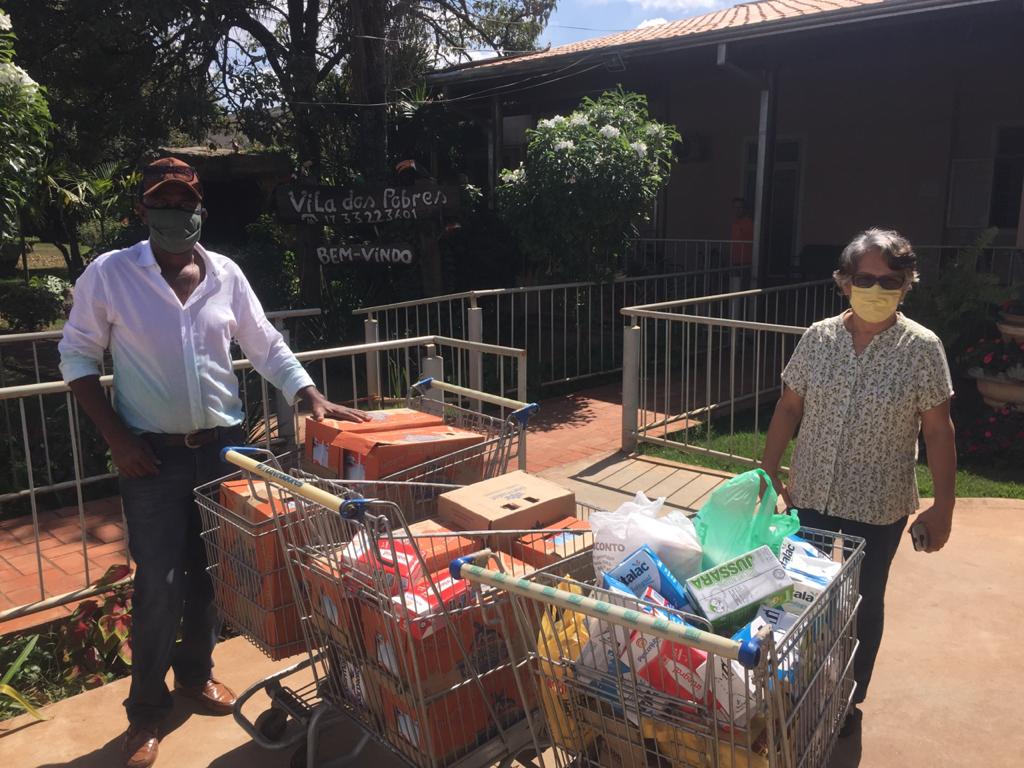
[2,453,1022,767]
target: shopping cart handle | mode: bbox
[413,376,435,390]
[449,549,495,580]
[737,638,761,669]
[510,403,540,426]
[339,499,371,520]
[220,445,269,462]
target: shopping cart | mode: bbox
[196,446,593,768]
[380,378,538,484]
[450,526,865,768]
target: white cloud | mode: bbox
[637,17,669,28]
[628,0,721,11]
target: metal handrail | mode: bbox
[621,279,834,317]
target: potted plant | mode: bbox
[960,336,1024,407]
[998,294,1024,343]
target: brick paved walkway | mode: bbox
[0,384,625,634]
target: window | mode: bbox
[990,125,1024,229]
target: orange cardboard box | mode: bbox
[502,516,594,569]
[361,553,533,698]
[338,518,481,596]
[364,663,530,765]
[438,471,576,531]
[302,548,365,654]
[304,409,444,473]
[211,586,305,660]
[340,425,484,481]
[215,480,298,610]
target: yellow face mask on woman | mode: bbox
[850,285,901,324]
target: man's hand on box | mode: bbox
[299,386,370,423]
[912,504,953,553]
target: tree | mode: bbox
[0,7,51,272]
[497,89,680,282]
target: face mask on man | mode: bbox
[146,207,203,254]
[849,284,901,324]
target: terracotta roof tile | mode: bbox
[443,0,889,76]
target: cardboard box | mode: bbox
[339,518,480,596]
[361,554,533,698]
[219,478,298,525]
[365,663,529,766]
[502,516,593,569]
[340,425,485,481]
[438,471,576,531]
[685,546,794,633]
[302,548,365,654]
[304,409,444,472]
[211,585,305,661]
[212,487,295,611]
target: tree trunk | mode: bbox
[349,0,388,182]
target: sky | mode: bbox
[539,0,735,48]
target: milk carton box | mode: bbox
[696,655,757,728]
[685,546,794,633]
[606,544,691,611]
[732,605,800,683]
[778,535,840,615]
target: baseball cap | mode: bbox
[140,157,203,201]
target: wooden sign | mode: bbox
[276,184,460,225]
[316,242,415,266]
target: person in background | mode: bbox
[761,228,956,738]
[729,196,754,270]
[58,157,368,768]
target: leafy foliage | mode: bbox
[0,7,52,247]
[0,634,47,721]
[903,228,1013,355]
[960,336,1024,381]
[958,406,1024,468]
[497,89,680,281]
[0,274,71,331]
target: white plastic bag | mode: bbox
[590,491,703,583]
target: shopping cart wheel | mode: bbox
[254,707,289,743]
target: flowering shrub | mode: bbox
[958,406,1024,467]
[497,89,679,280]
[959,336,1024,381]
[0,10,51,245]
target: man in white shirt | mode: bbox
[59,157,367,768]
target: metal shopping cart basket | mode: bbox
[196,445,591,768]
[380,378,538,484]
[450,526,866,768]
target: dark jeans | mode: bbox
[797,508,908,706]
[119,426,243,727]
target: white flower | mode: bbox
[550,114,566,126]
[599,125,621,140]
[0,62,37,92]
[630,141,648,158]
[0,12,12,32]
[569,114,589,127]
[554,140,574,152]
[500,165,526,184]
[645,124,665,138]
[536,118,554,130]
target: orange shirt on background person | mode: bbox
[730,216,754,266]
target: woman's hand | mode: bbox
[769,472,794,510]
[911,503,953,553]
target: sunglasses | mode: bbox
[143,165,197,181]
[851,273,906,291]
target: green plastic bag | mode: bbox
[692,468,800,570]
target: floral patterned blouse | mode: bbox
[781,312,954,525]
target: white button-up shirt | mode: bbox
[59,241,314,435]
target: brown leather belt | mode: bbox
[142,427,226,449]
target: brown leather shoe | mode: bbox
[173,678,237,715]
[124,725,159,768]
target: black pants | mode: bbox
[119,426,243,727]
[797,508,908,706]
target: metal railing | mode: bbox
[0,334,527,625]
[620,280,844,464]
[354,242,753,395]
[915,244,1021,285]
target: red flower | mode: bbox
[989,417,997,423]
[965,347,974,353]
[984,430,993,438]
[984,353,994,364]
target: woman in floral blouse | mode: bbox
[762,228,956,737]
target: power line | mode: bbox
[351,33,541,54]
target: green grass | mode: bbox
[643,411,1024,501]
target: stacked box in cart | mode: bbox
[502,515,593,569]
[339,517,479,596]
[438,470,576,530]
[363,663,530,766]
[213,480,304,659]
[304,410,444,473]
[360,552,534,698]
[340,425,485,482]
